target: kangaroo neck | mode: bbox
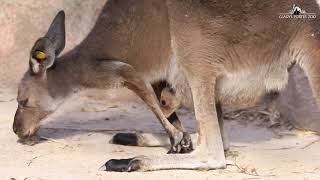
[46,48,83,99]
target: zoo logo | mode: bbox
[279,4,316,19]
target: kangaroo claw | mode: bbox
[168,132,193,154]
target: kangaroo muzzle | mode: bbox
[13,107,40,140]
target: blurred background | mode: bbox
[0,0,319,131]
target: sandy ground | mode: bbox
[1,89,320,180]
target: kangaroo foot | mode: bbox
[102,157,142,172]
[168,132,193,154]
[111,133,140,146]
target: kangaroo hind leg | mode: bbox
[295,27,320,108]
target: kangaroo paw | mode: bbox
[102,158,141,172]
[168,132,193,154]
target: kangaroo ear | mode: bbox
[29,11,65,75]
[45,10,65,55]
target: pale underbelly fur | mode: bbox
[166,61,289,109]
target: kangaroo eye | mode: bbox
[161,100,167,106]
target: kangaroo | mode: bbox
[13,0,320,172]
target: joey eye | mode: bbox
[161,100,167,106]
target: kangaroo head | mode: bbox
[160,87,180,118]
[13,11,66,140]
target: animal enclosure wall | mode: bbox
[0,0,319,132]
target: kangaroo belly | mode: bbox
[169,66,288,109]
[216,71,270,107]
[217,65,289,108]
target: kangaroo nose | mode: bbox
[13,119,20,134]
[13,110,21,134]
[13,125,18,134]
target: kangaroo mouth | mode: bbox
[17,126,40,145]
[17,130,32,139]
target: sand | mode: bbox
[0,89,320,180]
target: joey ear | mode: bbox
[45,10,66,56]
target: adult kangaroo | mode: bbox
[13,0,320,171]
